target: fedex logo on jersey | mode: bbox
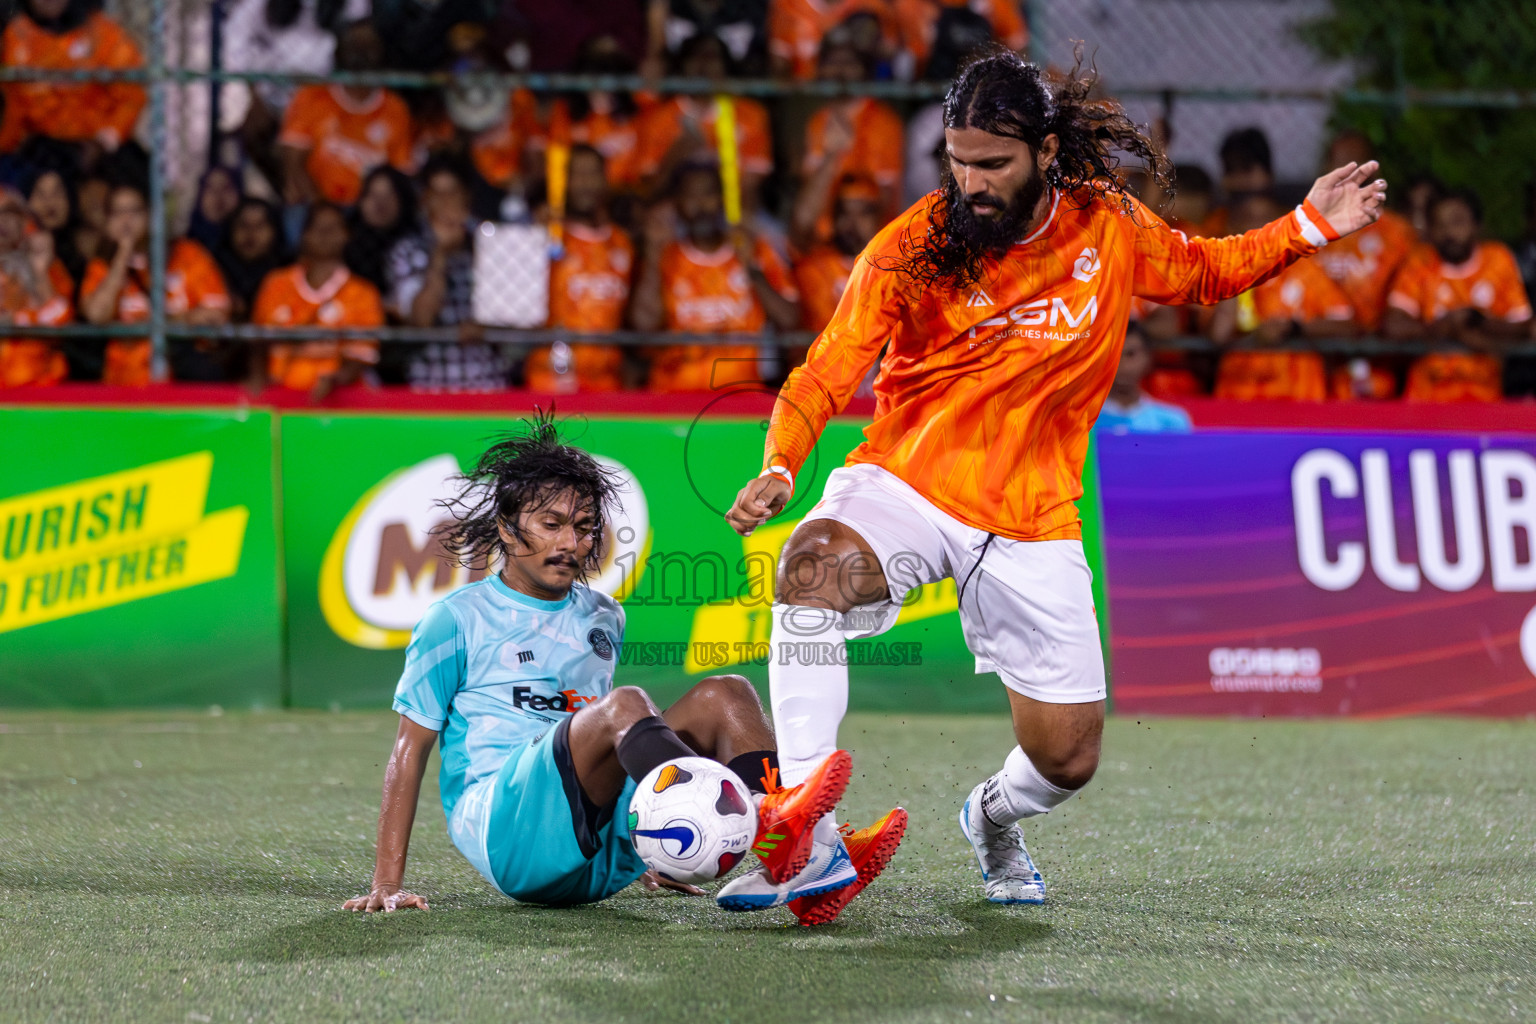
[511,686,598,713]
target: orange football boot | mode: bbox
[751,750,853,884]
[789,807,909,926]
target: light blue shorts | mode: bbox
[457,717,647,906]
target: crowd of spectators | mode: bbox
[0,0,1533,404]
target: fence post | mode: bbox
[147,0,169,382]
[209,0,224,161]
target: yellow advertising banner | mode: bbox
[0,452,249,633]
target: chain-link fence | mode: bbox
[0,0,1531,391]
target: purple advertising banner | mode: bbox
[1100,431,1536,717]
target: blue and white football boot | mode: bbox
[715,834,857,912]
[959,781,1046,904]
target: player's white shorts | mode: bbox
[800,462,1106,704]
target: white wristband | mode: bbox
[759,465,793,496]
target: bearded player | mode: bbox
[717,51,1388,920]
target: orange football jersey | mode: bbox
[1391,240,1533,403]
[1311,209,1415,332]
[252,264,383,392]
[526,222,633,392]
[0,259,73,386]
[633,97,774,181]
[769,0,897,80]
[83,239,230,386]
[650,237,798,392]
[0,12,145,152]
[766,189,1340,541]
[279,86,414,204]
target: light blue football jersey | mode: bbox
[392,573,625,826]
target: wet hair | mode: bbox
[1219,127,1272,176]
[876,48,1169,290]
[434,411,621,578]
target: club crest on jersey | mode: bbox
[588,627,614,660]
[966,287,995,307]
[1072,247,1101,283]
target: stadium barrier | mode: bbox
[0,399,1109,712]
[10,395,1536,718]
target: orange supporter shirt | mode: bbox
[470,89,543,189]
[252,264,383,392]
[1214,256,1349,402]
[0,12,145,152]
[83,240,230,386]
[651,237,798,392]
[0,259,74,387]
[570,110,642,189]
[894,0,1028,72]
[769,0,897,80]
[526,222,634,392]
[633,97,774,181]
[1390,240,1533,403]
[802,98,904,238]
[1311,209,1414,332]
[795,245,856,332]
[767,189,1339,541]
[278,86,414,205]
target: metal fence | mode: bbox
[0,0,1530,385]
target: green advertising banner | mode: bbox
[280,409,1108,713]
[0,407,282,707]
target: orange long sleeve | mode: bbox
[764,189,1337,540]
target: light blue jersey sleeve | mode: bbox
[393,600,467,732]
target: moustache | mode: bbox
[964,193,1008,213]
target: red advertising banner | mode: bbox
[1101,431,1536,717]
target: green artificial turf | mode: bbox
[2,710,1534,1023]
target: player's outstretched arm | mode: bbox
[1304,160,1388,238]
[343,715,439,913]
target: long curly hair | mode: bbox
[878,48,1170,291]
[434,410,621,579]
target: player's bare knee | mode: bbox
[1034,746,1099,790]
[776,521,882,613]
[694,673,760,712]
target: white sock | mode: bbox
[769,602,849,848]
[976,746,1077,834]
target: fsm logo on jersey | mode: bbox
[1099,432,1536,718]
[319,454,651,649]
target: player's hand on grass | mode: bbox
[639,869,705,896]
[726,475,791,536]
[342,884,429,913]
[1306,160,1387,237]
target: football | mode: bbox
[628,758,756,885]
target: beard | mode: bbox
[942,168,1047,262]
[1435,238,1475,266]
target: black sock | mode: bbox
[616,716,696,783]
[726,750,780,794]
